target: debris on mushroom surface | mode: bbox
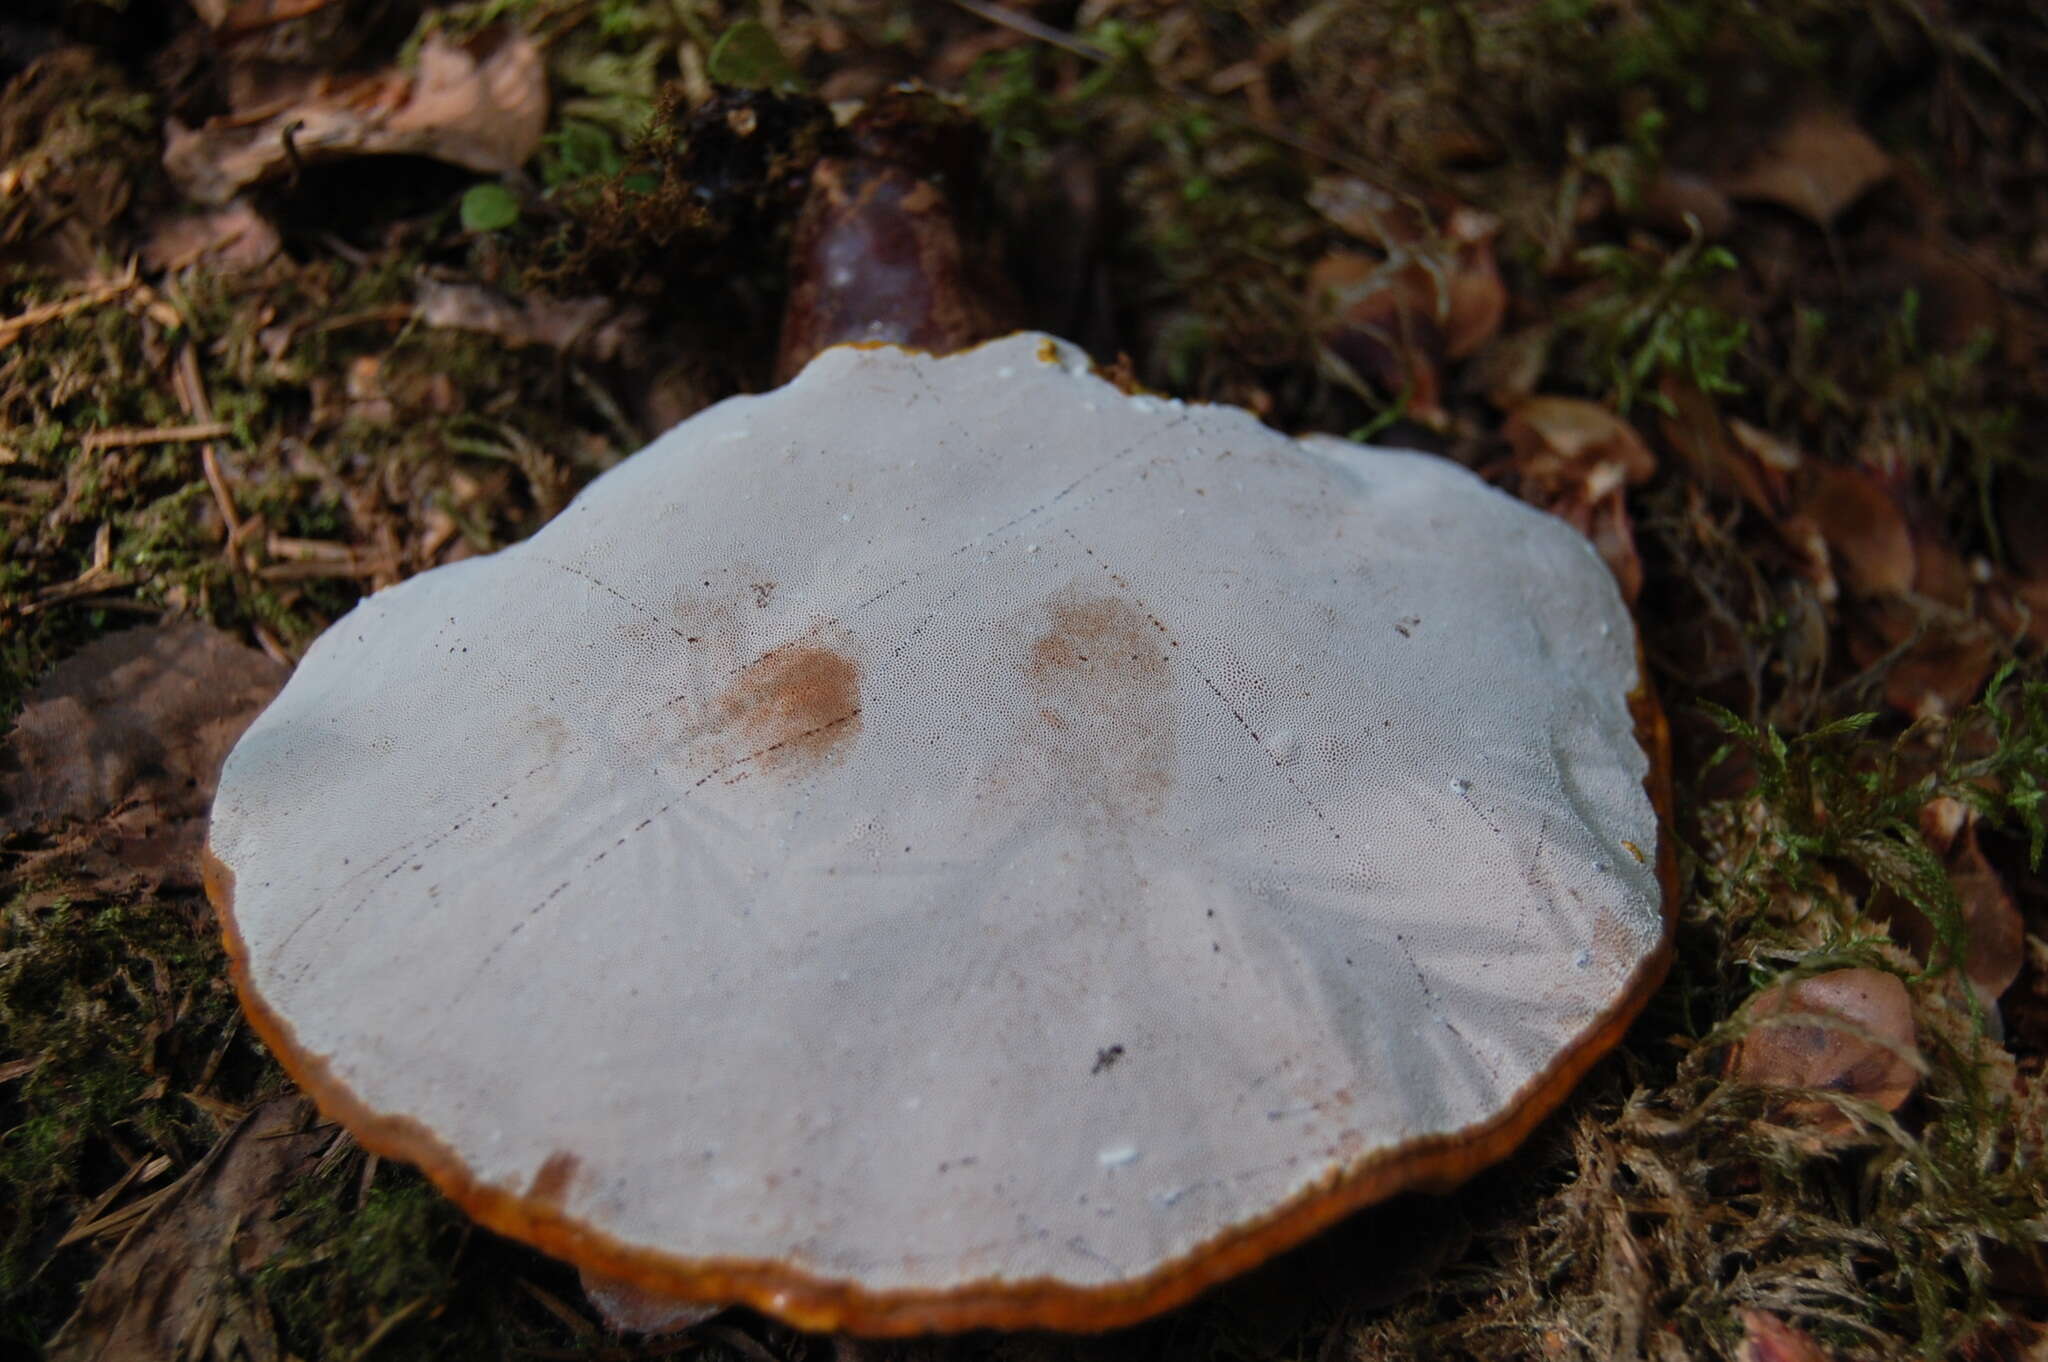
[205,333,1672,1334]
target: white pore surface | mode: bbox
[211,333,1662,1296]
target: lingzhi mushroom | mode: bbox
[205,333,1674,1334]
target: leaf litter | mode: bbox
[0,623,285,891]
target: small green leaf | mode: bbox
[708,19,803,92]
[459,183,520,233]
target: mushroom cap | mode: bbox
[206,334,1672,1334]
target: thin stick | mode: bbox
[0,262,140,349]
[81,421,234,452]
[175,344,249,561]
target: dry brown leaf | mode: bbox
[1873,232,2005,354]
[1306,176,1430,250]
[1885,814,2025,1005]
[1441,209,1506,359]
[1730,968,1921,1132]
[1501,396,1656,604]
[1310,204,1504,424]
[415,279,644,362]
[1636,170,1733,239]
[1465,324,1550,410]
[139,198,281,275]
[47,1099,328,1362]
[1997,576,2048,651]
[206,0,366,69]
[1848,596,2001,721]
[162,30,546,205]
[1797,461,1916,598]
[1504,397,1656,485]
[1951,1317,2048,1362]
[1655,378,1788,517]
[1721,106,1892,228]
[0,623,287,888]
[1312,250,1443,420]
[1738,1309,1836,1362]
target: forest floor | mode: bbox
[2,2,2047,1359]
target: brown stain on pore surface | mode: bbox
[1017,590,1178,819]
[712,644,862,773]
[530,1151,580,1207]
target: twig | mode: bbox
[0,1055,44,1083]
[18,524,140,614]
[81,421,234,452]
[342,1295,430,1362]
[257,558,397,582]
[0,262,141,349]
[174,343,249,564]
[252,623,293,667]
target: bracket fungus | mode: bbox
[206,333,1675,1334]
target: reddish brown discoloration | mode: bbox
[714,644,862,772]
[1015,590,1177,819]
[774,157,1006,383]
[530,1150,580,1207]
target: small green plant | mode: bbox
[459,182,521,232]
[706,18,804,92]
[1566,232,1749,414]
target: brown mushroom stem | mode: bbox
[774,95,1014,381]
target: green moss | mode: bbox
[1561,235,1749,414]
[0,887,248,1347]
[258,1163,508,1361]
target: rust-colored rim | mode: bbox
[204,669,1676,1336]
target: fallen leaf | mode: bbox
[1951,1317,2048,1362]
[1871,231,2005,354]
[1730,968,1921,1133]
[1312,250,1444,420]
[1847,596,2000,721]
[0,623,287,888]
[1441,209,1507,359]
[1721,106,1892,228]
[1797,461,1916,598]
[1883,815,2024,1005]
[1992,576,2048,651]
[1655,378,1789,517]
[1636,170,1734,239]
[1310,203,1504,424]
[414,279,644,362]
[162,30,547,206]
[47,1098,329,1362]
[1306,176,1430,250]
[1501,396,1656,601]
[139,198,281,275]
[1505,396,1656,484]
[205,0,365,69]
[1465,324,1550,410]
[1738,1309,1836,1362]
